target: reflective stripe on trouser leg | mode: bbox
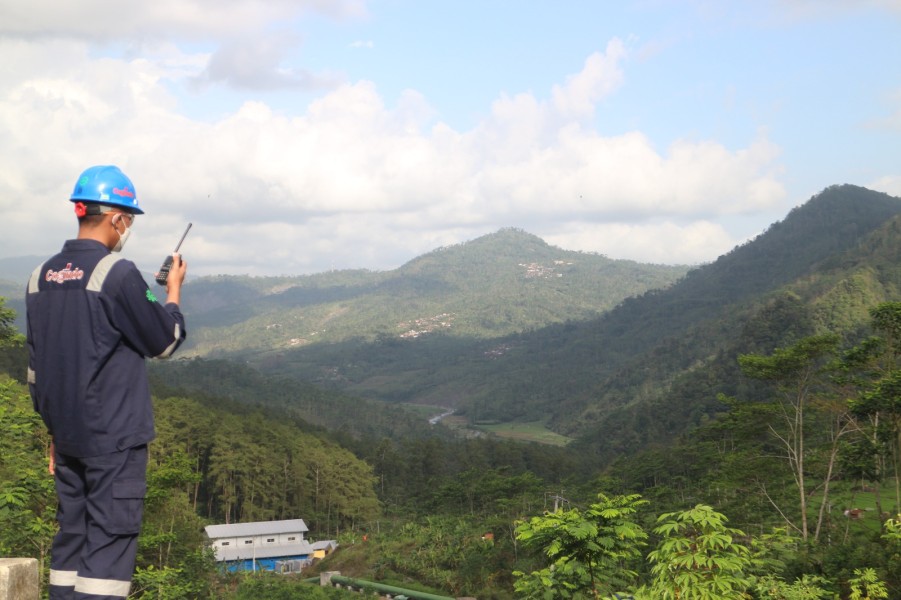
[74,576,132,598]
[73,445,147,599]
[71,536,137,599]
[50,570,78,586]
[51,452,88,600]
[50,570,78,600]
[48,445,148,599]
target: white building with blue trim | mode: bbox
[205,519,332,573]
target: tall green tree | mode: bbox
[738,334,841,542]
[0,297,26,380]
[151,394,380,536]
[514,493,648,599]
[847,568,889,600]
[847,302,901,514]
[644,504,752,600]
[0,297,23,348]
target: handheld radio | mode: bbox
[155,223,192,286]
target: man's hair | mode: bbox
[78,214,107,227]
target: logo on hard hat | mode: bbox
[113,187,135,199]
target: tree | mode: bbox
[738,334,842,542]
[0,297,23,349]
[882,514,901,594]
[644,504,752,600]
[847,568,888,600]
[0,376,56,579]
[752,574,833,599]
[839,302,901,517]
[0,297,26,380]
[852,373,901,515]
[514,493,648,599]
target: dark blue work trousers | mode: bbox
[49,445,148,600]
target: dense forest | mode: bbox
[2,185,901,598]
[167,186,901,450]
[2,300,901,597]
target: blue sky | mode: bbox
[0,0,899,276]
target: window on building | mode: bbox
[244,540,253,545]
[266,538,275,543]
[221,542,230,546]
[288,536,296,541]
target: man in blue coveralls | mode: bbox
[26,165,188,599]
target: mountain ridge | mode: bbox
[6,184,901,460]
[178,227,689,356]
[214,184,901,456]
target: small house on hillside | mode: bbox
[311,539,338,559]
[205,518,335,573]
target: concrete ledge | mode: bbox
[0,558,39,600]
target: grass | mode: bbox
[398,401,576,446]
[399,403,450,420]
[475,420,572,446]
[805,480,901,538]
[435,414,573,445]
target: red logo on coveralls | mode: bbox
[45,263,84,284]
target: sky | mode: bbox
[1,0,900,277]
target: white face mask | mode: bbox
[112,214,133,253]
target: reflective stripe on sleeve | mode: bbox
[75,575,131,597]
[87,255,125,292]
[28,263,45,294]
[49,569,77,587]
[27,367,36,385]
[154,322,182,359]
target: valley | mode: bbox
[3,184,901,598]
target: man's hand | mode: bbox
[48,439,56,475]
[163,253,187,305]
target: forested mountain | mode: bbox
[168,184,901,461]
[177,228,688,355]
[146,358,452,443]
[459,184,901,453]
[9,185,899,458]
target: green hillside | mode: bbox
[564,184,901,455]
[178,228,688,356]
[203,185,901,459]
[9,184,901,462]
[5,185,901,598]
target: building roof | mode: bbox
[213,541,314,562]
[205,519,309,539]
[310,540,338,551]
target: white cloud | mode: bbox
[544,220,739,265]
[0,0,363,95]
[0,30,786,276]
[774,0,901,19]
[552,39,627,119]
[0,0,367,41]
[190,33,343,91]
[868,176,901,197]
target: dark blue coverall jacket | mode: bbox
[26,238,186,599]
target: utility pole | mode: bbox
[546,492,570,512]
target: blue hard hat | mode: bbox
[70,165,144,214]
